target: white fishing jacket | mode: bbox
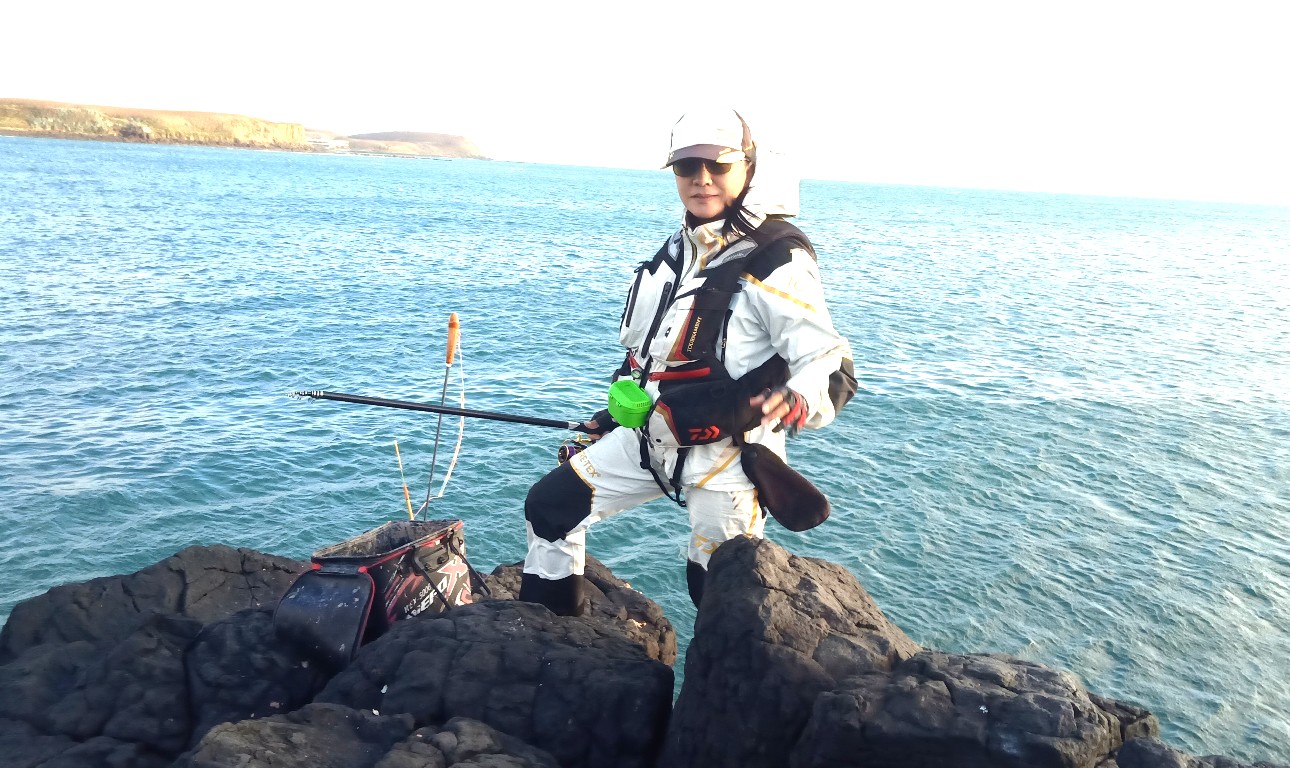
[616,214,854,491]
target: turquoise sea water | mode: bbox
[1,136,1287,762]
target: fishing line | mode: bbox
[393,440,415,520]
[418,352,467,518]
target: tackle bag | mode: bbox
[273,519,481,670]
[646,355,790,448]
[739,442,831,532]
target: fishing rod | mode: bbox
[423,313,460,498]
[418,313,467,517]
[294,313,582,521]
[289,390,580,430]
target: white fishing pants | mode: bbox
[523,425,766,580]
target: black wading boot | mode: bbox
[686,560,707,609]
[519,572,586,617]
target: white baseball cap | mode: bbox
[664,108,755,167]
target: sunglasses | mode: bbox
[671,157,740,178]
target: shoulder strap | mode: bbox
[740,218,815,280]
[652,231,685,271]
[676,219,814,365]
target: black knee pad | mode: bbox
[525,461,594,543]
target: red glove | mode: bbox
[767,387,808,438]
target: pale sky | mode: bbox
[4,0,1287,206]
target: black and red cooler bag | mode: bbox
[273,519,481,670]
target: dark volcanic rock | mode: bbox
[316,599,673,768]
[2,536,1282,768]
[1092,693,1162,746]
[22,732,174,768]
[387,716,560,767]
[661,534,921,768]
[0,544,305,662]
[0,612,200,751]
[1110,737,1289,768]
[177,702,413,768]
[0,546,305,766]
[791,650,1149,767]
[483,555,678,666]
[185,608,331,747]
[177,704,558,767]
[0,718,64,767]
[0,541,677,767]
[1110,737,1203,768]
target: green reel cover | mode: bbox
[607,380,652,428]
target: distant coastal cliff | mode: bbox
[0,99,307,149]
[0,99,488,159]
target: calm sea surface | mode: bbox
[1,136,1287,761]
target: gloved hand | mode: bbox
[580,408,617,439]
[751,387,809,438]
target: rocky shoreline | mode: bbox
[1,534,1283,768]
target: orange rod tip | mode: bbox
[446,313,461,365]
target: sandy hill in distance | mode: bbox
[341,130,486,159]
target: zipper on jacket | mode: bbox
[719,307,735,360]
[642,280,674,355]
[620,263,646,329]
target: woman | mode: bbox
[520,108,856,616]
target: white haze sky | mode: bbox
[4,0,1287,206]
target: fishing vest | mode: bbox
[636,218,817,449]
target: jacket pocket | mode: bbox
[621,263,673,349]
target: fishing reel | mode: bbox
[557,436,594,465]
